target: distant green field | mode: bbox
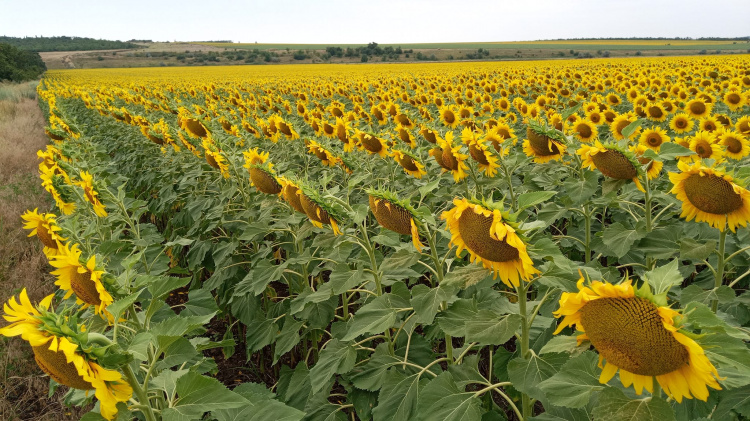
[199,41,750,51]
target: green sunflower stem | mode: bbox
[643,174,655,269]
[711,229,728,313]
[584,206,592,264]
[517,282,533,419]
[360,222,394,354]
[123,364,157,421]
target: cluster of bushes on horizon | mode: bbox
[0,36,139,52]
[0,43,46,81]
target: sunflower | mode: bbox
[0,290,132,420]
[22,209,66,257]
[610,113,641,140]
[722,91,745,111]
[306,140,340,167]
[578,142,643,190]
[247,163,282,195]
[201,139,230,179]
[437,131,470,182]
[278,176,306,214]
[180,116,210,139]
[419,125,438,144]
[75,171,107,217]
[735,116,750,136]
[49,242,113,316]
[522,123,567,164]
[243,147,269,166]
[698,116,720,133]
[442,198,538,287]
[669,161,750,232]
[645,102,668,122]
[689,131,724,162]
[356,130,389,157]
[571,119,598,143]
[334,117,355,152]
[553,276,721,403]
[368,190,423,251]
[297,184,343,235]
[639,127,670,151]
[717,130,750,160]
[685,99,712,119]
[464,128,500,177]
[439,106,460,129]
[371,106,388,125]
[394,124,416,148]
[669,113,694,134]
[391,149,427,179]
[630,144,664,180]
[394,113,416,130]
[275,117,300,140]
[41,169,76,215]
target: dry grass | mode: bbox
[0,82,87,420]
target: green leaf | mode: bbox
[465,312,522,346]
[713,385,750,420]
[538,351,604,408]
[161,372,248,421]
[350,350,405,391]
[680,285,736,306]
[148,276,190,301]
[591,387,674,421]
[441,265,492,290]
[621,119,642,139]
[245,319,278,354]
[274,317,304,364]
[106,289,143,317]
[416,372,483,421]
[680,238,716,260]
[517,191,557,210]
[150,369,189,400]
[411,284,453,325]
[507,352,568,400]
[601,223,646,258]
[658,142,695,160]
[303,404,348,421]
[182,289,219,316]
[562,171,599,206]
[643,259,683,294]
[561,102,583,120]
[342,295,399,341]
[539,335,587,357]
[437,299,478,337]
[329,264,365,295]
[372,370,426,421]
[308,339,357,394]
[212,382,305,421]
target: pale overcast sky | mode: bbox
[2,0,748,44]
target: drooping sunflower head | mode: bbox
[356,130,389,157]
[669,161,750,232]
[247,163,282,195]
[523,120,567,163]
[441,197,539,287]
[394,124,416,148]
[297,184,343,235]
[419,125,439,144]
[578,141,644,190]
[21,209,66,257]
[436,131,470,182]
[180,115,210,139]
[367,189,423,251]
[391,149,427,179]
[0,290,132,420]
[553,276,721,403]
[49,242,113,316]
[278,176,306,214]
[201,139,230,179]
[465,133,501,177]
[76,171,108,217]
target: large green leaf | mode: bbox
[212,383,304,421]
[601,222,646,258]
[538,351,604,408]
[591,387,674,421]
[308,339,358,394]
[372,370,427,421]
[464,312,522,346]
[416,372,483,421]
[643,259,683,294]
[161,372,248,421]
[507,352,568,400]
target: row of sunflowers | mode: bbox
[3,55,750,420]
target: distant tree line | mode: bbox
[544,37,749,41]
[0,36,139,52]
[0,43,46,81]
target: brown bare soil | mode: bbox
[0,82,87,421]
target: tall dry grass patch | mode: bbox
[0,81,86,420]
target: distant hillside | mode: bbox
[0,36,139,52]
[0,43,46,81]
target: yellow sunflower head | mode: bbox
[553,276,721,403]
[523,121,567,164]
[367,190,423,251]
[571,119,598,143]
[465,131,501,177]
[436,131,470,182]
[391,149,427,179]
[441,198,539,287]
[0,290,132,420]
[699,116,720,133]
[718,130,750,160]
[630,144,663,180]
[296,183,343,235]
[669,161,750,232]
[578,141,644,190]
[688,131,724,163]
[243,147,269,167]
[685,99,712,119]
[645,102,668,122]
[610,113,641,141]
[639,127,670,151]
[76,171,108,217]
[669,113,694,134]
[201,139,231,179]
[22,208,66,257]
[439,106,460,129]
[419,125,439,145]
[278,176,306,214]
[49,242,113,316]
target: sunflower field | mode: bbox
[5,55,750,421]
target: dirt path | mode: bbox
[0,82,87,420]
